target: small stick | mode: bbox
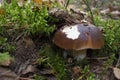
[86,57,109,60]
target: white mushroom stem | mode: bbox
[72,49,87,61]
[63,49,87,61]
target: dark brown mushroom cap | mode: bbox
[53,23,104,50]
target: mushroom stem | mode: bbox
[63,49,87,61]
[72,49,87,61]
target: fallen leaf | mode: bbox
[0,8,5,15]
[0,0,5,15]
[23,37,34,48]
[67,57,73,64]
[72,66,81,78]
[113,67,120,79]
[22,65,37,74]
[0,67,18,80]
[57,0,66,7]
[111,11,120,16]
[100,8,110,14]
[18,0,24,7]
[34,0,43,7]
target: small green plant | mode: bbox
[0,0,56,36]
[0,52,13,64]
[77,65,95,80]
[34,74,46,80]
[94,16,120,55]
[0,37,14,65]
[38,44,67,80]
[91,15,120,79]
[104,54,116,68]
[0,37,15,52]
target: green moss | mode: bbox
[0,0,56,36]
[94,16,120,55]
[0,52,13,64]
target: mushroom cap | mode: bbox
[53,23,104,50]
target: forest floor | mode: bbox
[0,0,120,80]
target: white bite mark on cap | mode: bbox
[62,25,80,40]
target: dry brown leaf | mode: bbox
[72,66,81,78]
[0,67,18,80]
[67,4,76,11]
[0,8,5,15]
[113,67,120,79]
[111,11,120,16]
[57,0,66,7]
[23,37,34,48]
[35,0,43,3]
[34,0,43,6]
[18,0,24,7]
[100,8,110,14]
[67,57,73,64]
[72,66,81,75]
[22,65,38,74]
[0,0,4,14]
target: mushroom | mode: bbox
[53,23,104,61]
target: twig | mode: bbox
[19,77,33,80]
[86,57,109,60]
